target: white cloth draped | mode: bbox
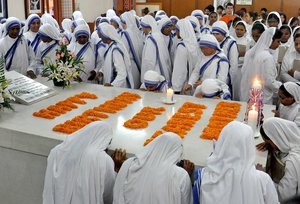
[172,19,199,92]
[240,27,281,104]
[43,121,115,204]
[200,121,279,204]
[194,78,231,99]
[120,12,144,88]
[98,23,134,88]
[113,132,193,204]
[41,13,60,30]
[263,117,300,201]
[72,11,84,21]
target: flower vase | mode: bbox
[53,79,64,87]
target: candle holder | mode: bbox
[244,86,264,137]
[163,88,176,104]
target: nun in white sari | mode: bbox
[27,23,61,77]
[198,121,279,204]
[120,12,144,88]
[23,14,41,54]
[68,24,96,82]
[240,27,282,104]
[140,15,157,39]
[141,18,173,82]
[263,117,300,201]
[172,19,199,94]
[113,132,193,204]
[0,17,34,75]
[43,121,115,204]
[97,23,134,88]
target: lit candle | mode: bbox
[166,88,174,103]
[253,78,262,90]
[248,104,258,134]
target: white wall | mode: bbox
[8,0,26,20]
[76,0,113,22]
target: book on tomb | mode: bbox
[293,59,300,72]
[277,46,288,64]
[5,71,56,105]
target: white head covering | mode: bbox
[199,34,221,51]
[121,11,140,33]
[266,11,282,28]
[155,10,167,19]
[177,18,200,69]
[110,16,122,30]
[283,82,300,103]
[106,9,117,18]
[140,15,158,33]
[170,16,179,23]
[97,22,131,69]
[72,18,87,30]
[62,18,72,33]
[72,10,84,21]
[186,16,200,35]
[113,132,186,204]
[191,10,204,20]
[100,17,111,24]
[201,121,265,204]
[43,121,114,204]
[144,70,165,86]
[4,17,21,36]
[240,27,276,101]
[212,21,229,36]
[263,117,300,195]
[24,14,40,32]
[38,23,61,41]
[74,24,90,39]
[195,78,230,97]
[41,13,59,30]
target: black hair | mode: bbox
[241,8,247,13]
[280,25,291,34]
[261,8,267,12]
[279,84,293,98]
[260,126,270,141]
[232,16,242,26]
[267,13,280,23]
[249,11,258,22]
[272,29,283,40]
[205,4,215,13]
[290,17,300,27]
[226,2,234,8]
[209,11,218,17]
[294,33,300,41]
[252,22,265,34]
[217,5,224,10]
[279,12,287,24]
[236,21,246,29]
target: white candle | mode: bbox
[248,104,258,134]
[166,88,174,103]
[252,78,262,90]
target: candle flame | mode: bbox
[252,103,256,111]
[254,78,260,85]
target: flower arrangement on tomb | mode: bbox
[43,42,84,88]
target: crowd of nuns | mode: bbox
[1,4,300,204]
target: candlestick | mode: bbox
[248,104,258,135]
[166,88,174,103]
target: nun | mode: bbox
[141,18,173,82]
[43,121,116,204]
[184,34,229,93]
[27,23,61,78]
[212,21,239,100]
[0,17,34,75]
[140,70,168,92]
[120,12,144,88]
[194,121,279,204]
[113,132,193,204]
[240,28,283,104]
[68,24,96,82]
[172,19,199,94]
[96,23,134,88]
[259,118,300,202]
[23,14,41,54]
